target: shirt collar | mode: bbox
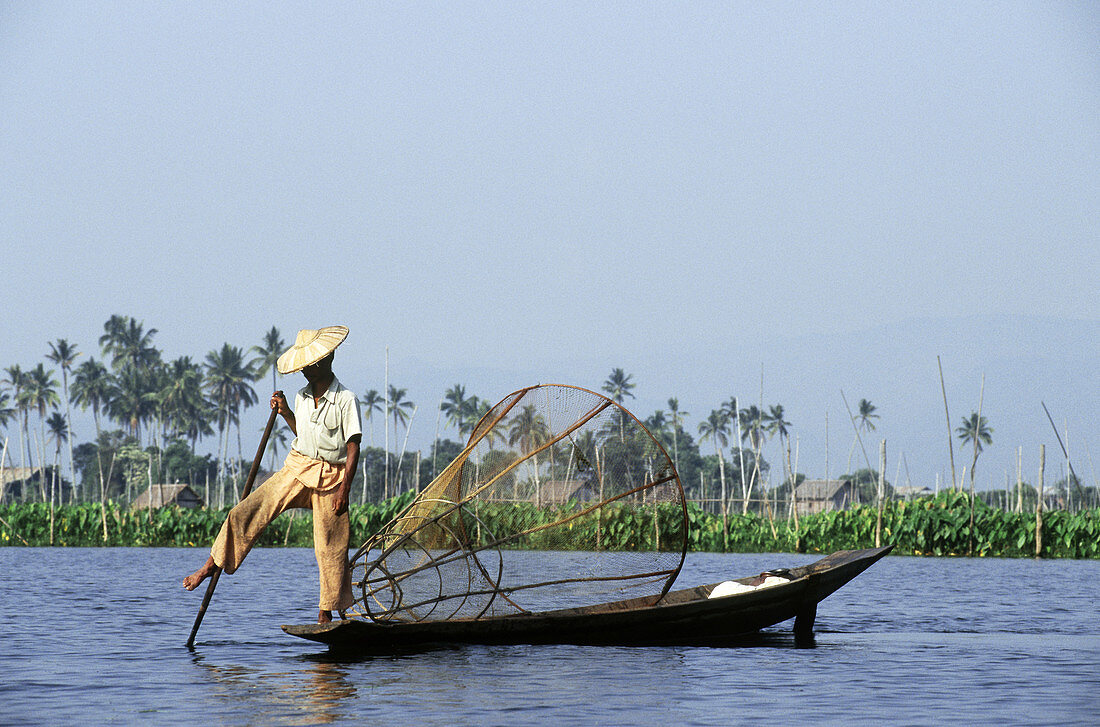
[299,377,343,405]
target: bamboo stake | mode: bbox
[0,436,7,505]
[1035,444,1045,558]
[875,440,885,548]
[396,405,418,494]
[1042,402,1080,508]
[187,403,280,649]
[431,395,443,480]
[968,374,985,557]
[788,437,800,552]
[384,346,390,499]
[1015,446,1023,513]
[937,356,958,491]
[735,403,747,515]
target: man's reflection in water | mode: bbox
[190,652,356,725]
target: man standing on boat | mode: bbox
[183,325,362,624]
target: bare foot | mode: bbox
[318,610,332,623]
[183,557,217,591]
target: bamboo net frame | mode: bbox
[348,384,689,623]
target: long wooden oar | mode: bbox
[186,400,281,648]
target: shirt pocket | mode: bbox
[322,404,341,430]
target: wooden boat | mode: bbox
[283,545,891,651]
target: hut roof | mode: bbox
[536,479,595,505]
[0,467,37,482]
[794,479,853,500]
[895,485,933,498]
[131,483,204,509]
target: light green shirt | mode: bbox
[292,377,362,465]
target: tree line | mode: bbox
[1,316,1093,516]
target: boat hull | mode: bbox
[283,546,891,651]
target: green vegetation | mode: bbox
[3,315,1098,560]
[3,491,1096,558]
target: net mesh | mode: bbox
[348,384,688,622]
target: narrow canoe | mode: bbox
[283,546,891,652]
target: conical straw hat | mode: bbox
[277,325,349,374]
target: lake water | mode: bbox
[1,547,1097,726]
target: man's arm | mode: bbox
[334,434,361,514]
[271,391,296,436]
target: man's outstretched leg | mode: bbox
[183,556,218,590]
[182,471,309,595]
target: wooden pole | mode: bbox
[1035,444,1045,558]
[186,403,280,649]
[384,347,390,500]
[968,374,985,555]
[875,440,885,548]
[1015,446,1023,514]
[937,356,958,491]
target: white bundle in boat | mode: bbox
[708,575,791,599]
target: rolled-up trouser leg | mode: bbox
[311,487,354,611]
[210,469,310,574]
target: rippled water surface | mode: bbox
[2,547,1098,726]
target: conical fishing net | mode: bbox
[348,384,688,622]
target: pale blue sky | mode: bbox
[2,3,1097,488]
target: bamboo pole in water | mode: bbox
[875,440,885,548]
[968,374,985,556]
[187,404,279,649]
[937,356,958,491]
[1016,447,1023,514]
[788,437,800,552]
[1035,444,1045,558]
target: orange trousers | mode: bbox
[210,450,354,612]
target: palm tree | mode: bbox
[107,365,156,443]
[0,390,16,503]
[440,384,471,437]
[71,359,114,440]
[602,368,635,404]
[100,316,160,372]
[459,396,483,441]
[468,398,500,448]
[46,339,80,499]
[739,405,766,451]
[71,358,115,504]
[698,409,731,541]
[3,365,29,486]
[387,386,415,437]
[667,398,687,473]
[204,344,257,502]
[46,411,68,505]
[359,389,383,448]
[263,422,289,472]
[602,368,635,443]
[956,411,993,486]
[507,404,550,502]
[250,326,285,394]
[766,404,795,514]
[722,396,750,513]
[766,404,791,442]
[857,399,879,432]
[23,364,60,501]
[386,386,415,496]
[158,356,212,488]
[644,409,668,443]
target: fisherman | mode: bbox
[183,325,362,623]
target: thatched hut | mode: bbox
[131,483,204,509]
[794,479,856,515]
